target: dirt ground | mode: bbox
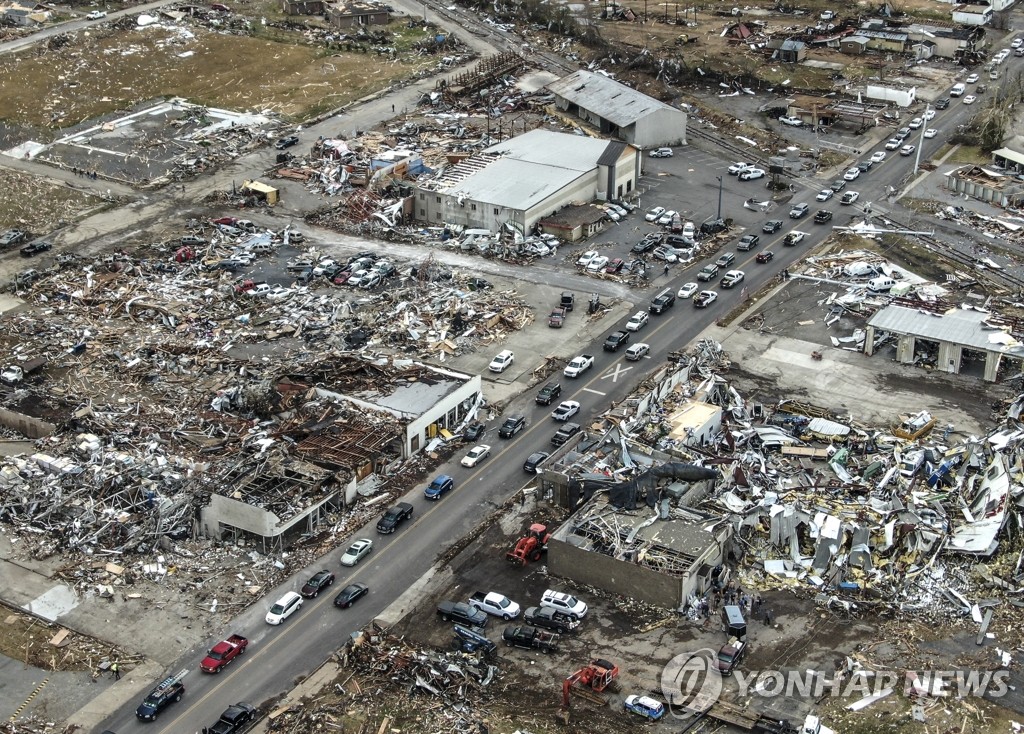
[0,601,125,672]
[0,169,107,233]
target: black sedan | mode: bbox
[761,220,783,234]
[300,570,336,598]
[21,241,52,257]
[463,422,486,441]
[756,250,775,264]
[275,135,299,150]
[334,582,369,609]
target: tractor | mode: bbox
[562,658,620,710]
[506,523,550,566]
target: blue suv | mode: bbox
[424,475,455,500]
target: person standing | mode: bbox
[111,662,120,680]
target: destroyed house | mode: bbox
[548,496,729,609]
[414,129,639,234]
[281,0,324,13]
[326,0,390,27]
[546,70,687,149]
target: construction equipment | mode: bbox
[506,523,550,566]
[561,658,619,709]
[452,625,496,657]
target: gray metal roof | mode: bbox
[546,71,678,128]
[483,129,612,171]
[868,305,1024,355]
[597,140,627,167]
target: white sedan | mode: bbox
[677,282,699,299]
[340,538,373,567]
[576,250,600,266]
[870,151,887,163]
[657,209,678,225]
[843,167,861,181]
[738,168,766,181]
[963,95,977,105]
[644,206,665,222]
[461,445,492,467]
[815,189,833,202]
[907,117,923,129]
[586,255,610,272]
[923,109,936,120]
[924,128,938,139]
[266,286,294,302]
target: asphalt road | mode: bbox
[96,53,1010,734]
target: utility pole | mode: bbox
[716,176,723,220]
[912,103,931,176]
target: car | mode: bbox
[677,282,699,299]
[728,161,752,175]
[644,206,666,222]
[697,264,719,282]
[463,422,486,441]
[900,144,916,156]
[86,10,107,18]
[333,582,369,609]
[966,73,979,84]
[1013,37,1023,49]
[871,151,887,163]
[923,109,936,120]
[266,591,303,625]
[13,268,42,287]
[602,207,620,222]
[693,290,718,308]
[603,330,630,352]
[830,179,847,192]
[631,237,656,254]
[936,97,950,109]
[908,117,923,129]
[460,445,491,468]
[738,168,766,181]
[536,382,562,405]
[649,147,673,157]
[275,135,299,150]
[720,270,745,288]
[895,127,912,140]
[266,286,294,302]
[625,342,649,361]
[551,422,581,446]
[586,255,610,272]
[657,209,677,226]
[625,311,649,332]
[784,231,805,246]
[423,475,455,500]
[340,538,373,567]
[789,202,809,218]
[815,189,833,202]
[488,350,515,373]
[604,257,625,274]
[964,95,977,105]
[924,128,938,139]
[715,252,735,268]
[681,221,696,240]
[300,570,336,598]
[840,191,860,205]
[624,695,665,721]
[652,246,677,263]
[814,209,833,224]
[607,203,628,218]
[551,401,581,422]
[737,234,760,251]
[498,415,526,439]
[0,229,27,246]
[576,250,599,267]
[843,167,861,181]
[541,589,588,619]
[135,677,185,720]
[523,451,550,473]
[885,138,901,150]
[20,241,52,257]
[779,115,803,126]
[762,219,783,234]
[756,250,775,264]
[716,639,748,676]
[376,502,413,533]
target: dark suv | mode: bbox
[535,382,561,405]
[498,415,526,439]
[136,677,185,720]
[649,289,676,314]
[376,502,413,533]
[603,331,630,352]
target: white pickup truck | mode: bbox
[469,591,521,620]
[563,354,594,378]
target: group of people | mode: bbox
[71,166,98,181]
[696,582,776,628]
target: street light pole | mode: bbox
[716,176,723,221]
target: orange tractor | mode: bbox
[562,659,620,710]
[506,523,550,565]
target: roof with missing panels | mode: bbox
[546,71,678,127]
[868,305,1024,355]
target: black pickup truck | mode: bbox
[524,606,580,635]
[502,625,560,653]
[437,600,488,628]
[209,702,257,734]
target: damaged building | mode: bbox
[546,70,687,149]
[414,128,639,234]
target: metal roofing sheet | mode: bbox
[867,305,1024,355]
[546,70,678,127]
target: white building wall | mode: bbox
[403,373,482,455]
[632,108,688,148]
[952,8,992,24]
[866,84,917,107]
[521,173,600,229]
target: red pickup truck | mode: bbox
[200,634,248,673]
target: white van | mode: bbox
[867,276,896,293]
[950,83,966,97]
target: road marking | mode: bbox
[600,364,633,382]
[9,677,48,722]
[581,388,606,396]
